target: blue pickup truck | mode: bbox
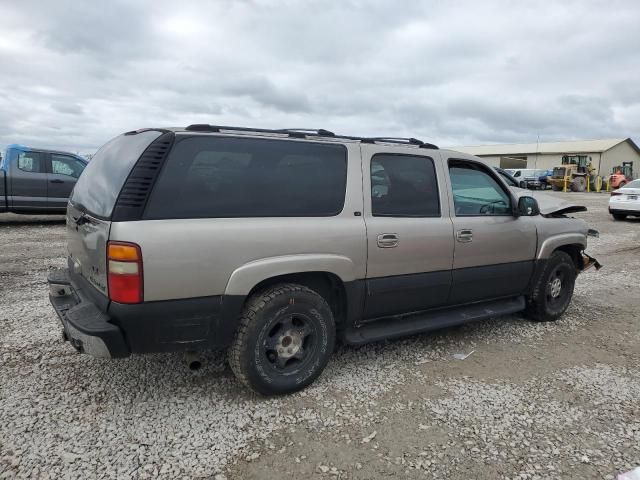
[0,144,87,214]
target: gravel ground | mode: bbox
[1,193,639,479]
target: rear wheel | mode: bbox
[228,283,335,395]
[612,213,627,220]
[525,251,577,322]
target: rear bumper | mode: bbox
[48,268,245,358]
[48,269,130,358]
[609,205,640,214]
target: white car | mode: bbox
[609,179,640,220]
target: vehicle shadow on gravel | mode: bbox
[49,297,613,406]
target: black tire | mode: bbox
[612,213,627,220]
[228,283,335,395]
[571,176,586,192]
[525,251,577,322]
[551,184,561,191]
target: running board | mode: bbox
[342,296,525,346]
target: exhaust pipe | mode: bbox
[185,351,202,371]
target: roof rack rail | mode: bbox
[362,137,438,150]
[185,124,286,135]
[276,128,335,138]
[365,137,423,145]
[183,124,438,149]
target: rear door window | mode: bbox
[144,136,348,219]
[370,154,440,217]
[71,130,162,218]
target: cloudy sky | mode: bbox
[0,0,639,155]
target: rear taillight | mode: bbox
[107,241,143,304]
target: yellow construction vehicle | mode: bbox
[548,155,603,192]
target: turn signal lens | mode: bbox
[107,241,143,304]
[108,243,140,261]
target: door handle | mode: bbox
[377,233,399,248]
[456,229,473,242]
[50,179,64,184]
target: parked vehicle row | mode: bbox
[505,168,551,190]
[0,144,87,214]
[48,125,600,395]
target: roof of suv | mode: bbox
[125,125,440,150]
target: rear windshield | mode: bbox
[71,131,162,218]
[144,135,348,219]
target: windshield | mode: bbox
[71,131,162,218]
[622,179,640,188]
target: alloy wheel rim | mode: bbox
[263,313,315,372]
[546,267,568,307]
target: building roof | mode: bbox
[452,138,639,156]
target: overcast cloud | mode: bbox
[0,0,639,154]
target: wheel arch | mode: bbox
[553,243,584,271]
[224,254,361,327]
[537,233,586,269]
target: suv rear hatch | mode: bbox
[66,130,164,299]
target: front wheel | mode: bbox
[228,283,335,395]
[571,176,587,192]
[525,251,577,322]
[612,213,627,220]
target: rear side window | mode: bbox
[371,154,440,217]
[71,131,162,218]
[144,136,348,219]
[17,152,44,173]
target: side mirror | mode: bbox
[519,180,526,188]
[517,196,540,216]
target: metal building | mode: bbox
[453,138,640,178]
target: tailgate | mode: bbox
[67,203,111,296]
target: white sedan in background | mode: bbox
[609,179,640,220]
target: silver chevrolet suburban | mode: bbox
[48,125,600,394]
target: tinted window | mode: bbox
[51,154,85,178]
[17,151,43,173]
[623,179,640,188]
[449,163,512,216]
[144,136,347,218]
[371,154,439,217]
[71,130,162,218]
